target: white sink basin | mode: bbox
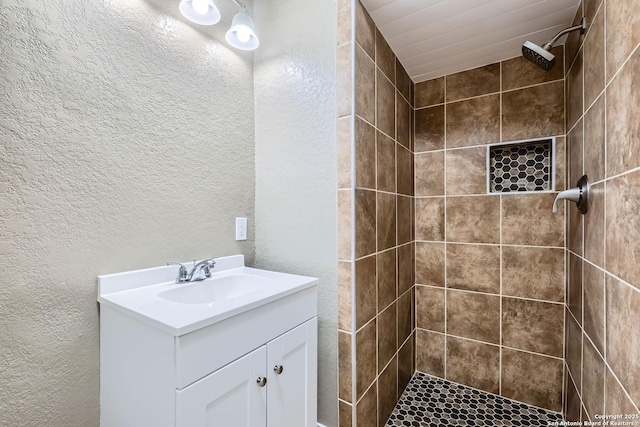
[97,255,318,335]
[158,274,272,304]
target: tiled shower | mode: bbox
[412,53,566,412]
[337,0,640,425]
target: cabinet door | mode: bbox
[176,346,267,427]
[266,318,318,427]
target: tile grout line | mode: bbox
[412,239,565,250]
[566,360,585,420]
[373,34,380,410]
[348,2,357,423]
[499,60,503,396]
[353,327,413,409]
[605,359,640,415]
[414,328,563,363]
[580,25,586,418]
[562,50,568,416]
[579,273,584,423]
[583,327,605,365]
[402,371,565,416]
[351,242,412,265]
[443,73,448,381]
[413,284,566,305]
[359,187,416,197]
[567,249,640,296]
[413,134,567,155]
[602,2,608,405]
[411,71,416,388]
[393,44,401,404]
[414,191,562,199]
[499,193,503,396]
[605,33,640,87]
[566,39,640,138]
[413,78,565,112]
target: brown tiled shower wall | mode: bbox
[336,1,416,426]
[339,0,640,424]
[563,0,640,422]
[412,49,568,410]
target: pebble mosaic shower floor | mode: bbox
[386,372,564,427]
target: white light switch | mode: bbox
[235,217,247,241]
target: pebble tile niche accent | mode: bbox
[489,139,553,193]
[385,373,563,426]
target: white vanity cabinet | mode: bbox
[177,346,267,427]
[266,318,317,427]
[98,255,319,427]
[176,318,317,427]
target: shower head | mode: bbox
[522,41,556,71]
[522,17,587,71]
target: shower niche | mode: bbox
[487,137,556,194]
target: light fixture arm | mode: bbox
[179,0,259,50]
[542,17,587,50]
[229,0,247,10]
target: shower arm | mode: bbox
[542,17,587,51]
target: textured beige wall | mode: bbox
[253,0,337,425]
[0,1,255,425]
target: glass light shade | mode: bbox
[192,0,209,15]
[225,11,259,51]
[179,0,221,26]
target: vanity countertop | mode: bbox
[98,255,318,336]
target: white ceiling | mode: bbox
[360,0,581,82]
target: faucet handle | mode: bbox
[203,258,216,278]
[167,262,188,283]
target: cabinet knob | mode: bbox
[273,365,284,375]
[256,377,267,387]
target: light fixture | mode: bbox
[179,0,259,51]
[225,9,259,51]
[179,0,221,26]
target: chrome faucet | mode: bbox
[167,258,216,284]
